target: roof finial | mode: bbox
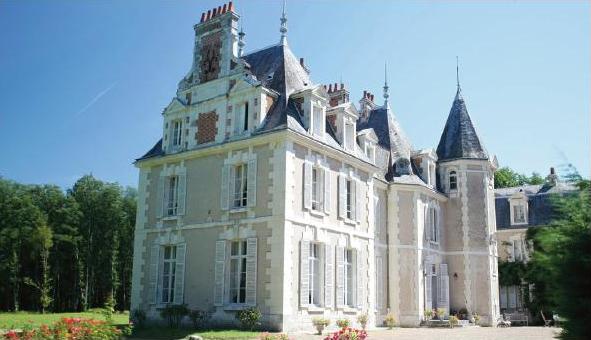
[238,23,245,57]
[279,0,288,45]
[383,61,389,106]
[456,56,461,91]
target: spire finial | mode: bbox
[456,56,460,91]
[383,61,389,106]
[238,22,245,57]
[279,0,288,45]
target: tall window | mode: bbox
[513,204,526,224]
[308,243,321,305]
[161,245,177,303]
[344,123,354,150]
[449,171,457,190]
[243,102,249,132]
[167,176,179,216]
[311,167,321,210]
[229,240,247,304]
[346,179,353,219]
[344,249,354,306]
[172,120,183,147]
[426,207,438,243]
[513,239,524,261]
[233,164,248,208]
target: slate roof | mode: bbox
[436,88,488,161]
[495,182,578,229]
[357,104,414,180]
[137,139,163,161]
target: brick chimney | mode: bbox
[326,82,350,107]
[546,167,559,186]
[359,90,377,118]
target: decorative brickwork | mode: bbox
[196,111,218,144]
[200,31,222,83]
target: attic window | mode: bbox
[449,171,457,191]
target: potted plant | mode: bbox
[336,318,350,328]
[384,313,396,330]
[472,312,480,325]
[424,308,434,321]
[437,308,445,320]
[449,315,459,328]
[357,313,369,330]
[458,307,469,320]
[312,317,330,335]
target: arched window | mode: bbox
[449,171,457,190]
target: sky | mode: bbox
[0,0,589,189]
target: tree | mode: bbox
[526,175,590,339]
[495,167,550,188]
[24,224,54,313]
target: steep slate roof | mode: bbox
[494,181,577,229]
[136,139,163,161]
[436,88,488,161]
[357,105,414,179]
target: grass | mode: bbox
[129,327,261,339]
[0,311,129,329]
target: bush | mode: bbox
[356,313,368,330]
[312,317,330,335]
[3,318,125,339]
[324,327,367,340]
[458,307,469,320]
[336,319,350,328]
[188,309,212,330]
[160,304,189,328]
[131,309,147,329]
[384,313,396,329]
[424,308,433,320]
[236,307,262,331]
[436,308,445,320]
[101,294,116,323]
[449,315,459,328]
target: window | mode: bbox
[233,164,248,208]
[229,240,248,304]
[344,123,355,150]
[185,92,192,105]
[513,239,524,262]
[499,285,522,310]
[167,176,179,216]
[312,106,323,136]
[426,206,438,243]
[449,171,457,191]
[161,245,177,303]
[346,179,353,219]
[243,102,249,131]
[344,249,354,307]
[171,120,183,148]
[307,243,321,305]
[513,204,526,224]
[311,167,321,211]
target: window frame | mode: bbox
[161,245,177,304]
[345,179,353,220]
[228,240,248,305]
[166,176,179,217]
[171,120,183,148]
[343,248,355,307]
[233,163,249,208]
[312,105,324,137]
[307,243,322,306]
[448,170,458,191]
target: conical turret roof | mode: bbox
[436,88,488,161]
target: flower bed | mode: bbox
[2,317,130,339]
[324,327,367,340]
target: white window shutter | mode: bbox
[376,256,384,309]
[336,246,345,307]
[221,165,230,210]
[148,245,160,304]
[324,244,334,308]
[245,237,258,306]
[515,240,522,261]
[162,177,170,217]
[338,174,346,219]
[424,207,431,241]
[509,286,517,308]
[438,264,449,314]
[173,243,186,304]
[247,157,257,207]
[177,173,186,216]
[157,177,164,218]
[500,286,507,309]
[356,249,365,308]
[303,162,312,210]
[300,241,310,307]
[214,240,226,306]
[355,179,363,223]
[425,266,432,311]
[323,168,331,214]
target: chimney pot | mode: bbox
[222,4,227,13]
[329,84,333,92]
[212,8,217,17]
[323,85,327,90]
[228,1,234,12]
[200,12,205,22]
[340,83,344,90]
[334,82,338,91]
[363,90,367,98]
[217,6,222,15]
[299,57,304,66]
[371,94,374,101]
[550,167,555,175]
[206,10,211,20]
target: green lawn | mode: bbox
[0,311,129,329]
[129,327,261,339]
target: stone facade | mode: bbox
[130,2,500,331]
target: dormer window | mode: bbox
[449,171,457,191]
[312,106,324,137]
[168,119,184,152]
[185,92,192,105]
[365,144,375,162]
[344,122,355,150]
[235,101,250,135]
[243,101,249,132]
[510,198,528,226]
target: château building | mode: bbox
[130,2,500,330]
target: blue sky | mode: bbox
[0,0,589,188]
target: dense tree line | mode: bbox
[0,175,136,312]
[494,166,545,188]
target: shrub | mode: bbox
[2,318,125,339]
[472,312,480,325]
[424,308,433,320]
[101,294,116,323]
[384,313,396,329]
[160,304,189,328]
[131,309,147,329]
[324,327,367,340]
[356,313,368,330]
[449,315,459,328]
[436,308,445,319]
[188,309,212,330]
[458,307,469,320]
[312,317,330,335]
[236,307,262,331]
[336,318,350,329]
